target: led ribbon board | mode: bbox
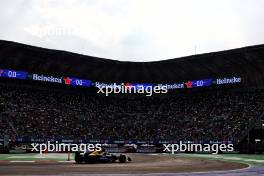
[0,68,242,89]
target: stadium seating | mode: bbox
[0,84,263,142]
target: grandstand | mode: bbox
[0,40,264,154]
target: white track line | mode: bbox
[10,161,35,163]
[58,161,75,163]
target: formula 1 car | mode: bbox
[75,150,132,164]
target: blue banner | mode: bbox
[0,68,28,80]
[191,79,212,88]
[64,77,92,87]
[185,79,212,88]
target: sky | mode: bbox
[0,0,264,61]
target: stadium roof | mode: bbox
[0,40,264,85]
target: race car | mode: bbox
[75,150,132,164]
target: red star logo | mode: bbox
[185,81,193,88]
[64,77,72,85]
[125,83,132,90]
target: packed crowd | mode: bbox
[0,83,263,142]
